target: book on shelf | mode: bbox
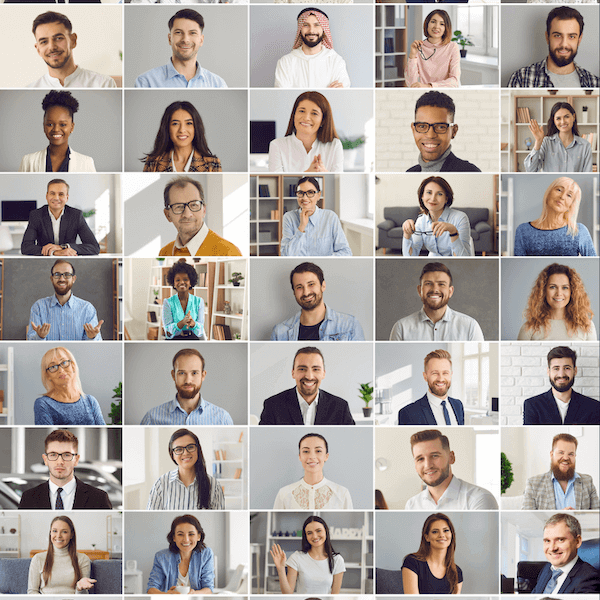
[234,468,242,479]
[516,107,532,124]
[147,311,157,323]
[215,450,221,460]
[238,431,243,443]
[259,184,270,197]
[212,324,233,340]
[582,132,597,151]
[288,184,297,197]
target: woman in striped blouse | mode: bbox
[147,429,224,510]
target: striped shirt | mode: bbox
[140,396,234,425]
[28,294,101,341]
[147,470,224,510]
[507,58,600,88]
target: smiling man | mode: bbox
[259,347,355,425]
[21,179,100,256]
[28,12,116,88]
[390,262,484,341]
[274,7,350,88]
[508,7,599,88]
[135,9,226,88]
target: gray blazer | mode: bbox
[521,471,599,510]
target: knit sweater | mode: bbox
[159,230,242,256]
[514,222,597,256]
[405,40,461,87]
[27,547,91,594]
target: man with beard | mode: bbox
[135,9,227,88]
[507,6,599,88]
[522,433,599,510]
[405,429,497,509]
[259,347,355,425]
[389,262,484,341]
[398,349,464,425]
[271,262,365,341]
[141,349,233,424]
[28,12,116,88]
[523,346,600,425]
[274,8,351,88]
[28,260,103,341]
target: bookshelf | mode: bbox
[0,347,14,426]
[212,429,247,510]
[500,90,510,173]
[209,258,248,341]
[375,5,407,87]
[112,258,122,340]
[0,514,20,558]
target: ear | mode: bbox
[71,275,77,285]
[168,33,172,46]
[451,125,458,139]
[545,31,549,45]
[324,452,329,463]
[171,369,176,383]
[198,33,204,48]
[42,453,49,467]
[417,284,422,296]
[573,366,578,377]
[423,370,427,382]
[73,453,80,467]
[449,450,455,465]
[448,285,454,299]
[164,208,173,223]
[70,33,77,49]
[321,280,326,293]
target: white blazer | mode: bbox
[18,149,96,173]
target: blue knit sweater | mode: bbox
[34,394,106,425]
[514,222,597,256]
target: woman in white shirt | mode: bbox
[268,91,343,172]
[271,516,345,594]
[273,433,353,509]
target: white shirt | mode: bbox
[174,222,209,255]
[28,66,117,89]
[390,306,484,341]
[286,551,345,594]
[296,389,319,425]
[552,391,571,423]
[274,47,350,88]
[48,208,63,245]
[405,475,498,510]
[268,134,344,173]
[48,477,77,510]
[426,390,458,426]
[546,555,579,593]
[274,477,354,510]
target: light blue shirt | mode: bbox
[28,294,101,341]
[271,305,365,341]
[552,471,580,510]
[135,60,227,88]
[524,134,593,173]
[140,396,233,425]
[390,306,484,341]
[402,208,472,257]
[281,207,352,256]
[148,547,214,593]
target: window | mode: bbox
[451,6,498,57]
[456,342,493,412]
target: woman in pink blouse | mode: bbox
[405,10,461,88]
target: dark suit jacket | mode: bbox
[259,388,355,425]
[532,557,600,593]
[21,205,100,256]
[407,152,481,172]
[18,477,112,509]
[523,389,600,425]
[398,394,465,425]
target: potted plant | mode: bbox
[340,135,366,170]
[451,31,474,58]
[359,382,374,417]
[501,452,514,494]
[229,272,244,287]
[109,382,122,425]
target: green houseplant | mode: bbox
[109,382,122,425]
[451,30,474,58]
[359,383,374,417]
[501,452,514,494]
[229,272,244,286]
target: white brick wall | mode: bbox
[375,89,500,173]
[501,342,600,426]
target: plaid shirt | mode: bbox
[507,58,600,88]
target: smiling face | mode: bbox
[299,436,328,476]
[50,519,72,550]
[300,15,324,48]
[294,100,323,139]
[305,521,327,549]
[43,440,79,485]
[425,519,452,551]
[423,357,453,398]
[553,108,575,134]
[550,439,577,482]
[35,22,77,71]
[547,184,575,215]
[174,272,191,294]
[418,271,454,311]
[44,105,74,148]
[543,521,581,568]
[50,261,76,297]
[548,357,577,393]
[426,14,446,43]
[546,18,581,68]
[297,180,320,215]
[46,182,69,216]
[174,522,200,554]
[169,18,203,63]
[412,106,456,163]
[292,271,325,311]
[421,182,448,215]
[172,353,206,401]
[171,433,199,470]
[412,438,454,488]
[169,109,195,152]
[164,183,206,240]
[545,273,571,312]
[292,352,326,399]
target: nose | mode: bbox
[181,204,194,216]
[425,126,437,138]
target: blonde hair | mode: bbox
[534,177,581,237]
[41,347,83,394]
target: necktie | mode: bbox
[441,400,451,425]
[543,569,563,593]
[56,488,64,510]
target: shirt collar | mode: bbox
[49,476,77,495]
[166,59,200,81]
[47,205,65,222]
[298,206,321,224]
[168,468,198,486]
[418,306,452,323]
[427,390,449,405]
[296,387,319,409]
[300,476,328,489]
[542,57,585,82]
[551,471,580,484]
[425,474,458,501]
[552,554,578,577]
[170,395,204,414]
[45,146,71,173]
[174,222,209,256]
[51,293,75,308]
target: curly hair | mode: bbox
[166,260,199,289]
[532,177,581,237]
[523,263,593,337]
[285,92,338,144]
[42,90,79,119]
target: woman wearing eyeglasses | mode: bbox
[35,347,105,425]
[147,429,224,510]
[402,176,472,256]
[162,260,206,341]
[405,10,460,89]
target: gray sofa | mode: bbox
[377,206,493,255]
[0,558,122,594]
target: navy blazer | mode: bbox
[18,477,112,509]
[523,389,600,425]
[21,205,100,256]
[398,394,465,425]
[259,388,355,425]
[532,557,600,594]
[407,152,481,172]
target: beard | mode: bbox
[551,460,576,482]
[296,291,323,311]
[52,280,74,297]
[176,382,201,400]
[420,463,451,488]
[428,380,450,398]
[549,45,578,68]
[44,50,71,70]
[549,374,575,393]
[422,293,449,311]
[301,32,324,48]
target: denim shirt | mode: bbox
[271,305,365,341]
[148,547,214,592]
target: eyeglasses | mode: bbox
[296,190,318,199]
[45,451,77,461]
[51,272,74,280]
[414,230,435,236]
[46,359,73,373]
[418,46,437,61]
[172,443,198,455]
[413,122,455,134]
[167,200,205,215]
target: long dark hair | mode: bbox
[142,101,215,164]
[167,514,207,554]
[301,516,338,574]
[169,428,212,509]
[423,10,452,45]
[546,102,580,137]
[43,516,82,589]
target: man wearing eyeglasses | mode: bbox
[28,259,103,340]
[408,91,481,173]
[159,175,241,256]
[18,429,112,509]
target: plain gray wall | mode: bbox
[123,5,248,88]
[123,342,248,424]
[0,91,122,173]
[249,257,374,340]
[375,258,499,341]
[249,426,373,509]
[3,257,116,341]
[376,511,499,594]
[249,5,373,87]
[501,257,599,340]
[124,90,248,172]
[4,341,123,425]
[501,5,600,86]
[249,342,374,418]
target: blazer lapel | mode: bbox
[314,393,329,424]
[39,481,53,508]
[574,478,583,509]
[286,389,305,425]
[41,208,55,245]
[419,395,437,425]
[72,477,87,508]
[57,207,70,245]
